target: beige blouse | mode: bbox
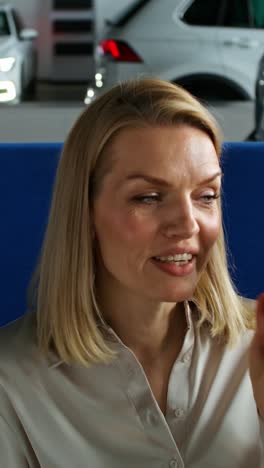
[0,303,263,468]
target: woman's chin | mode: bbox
[154,288,196,304]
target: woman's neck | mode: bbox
[99,290,187,361]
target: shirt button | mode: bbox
[145,409,158,425]
[169,459,178,468]
[174,408,185,418]
[182,351,191,363]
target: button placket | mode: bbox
[119,347,183,455]
[165,320,195,447]
[169,458,178,468]
[174,408,185,419]
[181,350,192,364]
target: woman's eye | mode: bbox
[201,193,220,204]
[132,194,162,204]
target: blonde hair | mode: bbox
[33,78,253,366]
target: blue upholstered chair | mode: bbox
[0,142,264,327]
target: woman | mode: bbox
[0,79,263,467]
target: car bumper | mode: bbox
[0,80,17,102]
[0,64,21,102]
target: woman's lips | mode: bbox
[151,256,196,277]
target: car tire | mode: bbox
[24,76,37,100]
[21,55,38,101]
[19,66,25,102]
[175,76,249,101]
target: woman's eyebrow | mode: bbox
[124,174,171,187]
[124,170,222,187]
[197,170,223,186]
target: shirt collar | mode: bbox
[47,300,195,368]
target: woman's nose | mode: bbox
[161,199,199,239]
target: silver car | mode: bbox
[85,0,264,103]
[0,3,38,103]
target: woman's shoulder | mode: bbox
[0,311,37,347]
[241,296,256,312]
[0,313,41,380]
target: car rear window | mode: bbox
[183,0,222,26]
[251,0,264,27]
[106,0,152,27]
[0,12,10,35]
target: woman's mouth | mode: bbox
[151,253,195,276]
[153,253,192,266]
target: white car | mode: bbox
[85,0,264,103]
[0,3,38,103]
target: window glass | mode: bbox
[0,12,10,35]
[220,0,251,27]
[219,0,264,28]
[12,10,24,36]
[53,0,93,9]
[53,19,93,33]
[251,0,264,27]
[54,42,93,55]
[183,0,263,29]
[183,0,221,26]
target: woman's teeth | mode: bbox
[154,253,193,265]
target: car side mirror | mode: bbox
[19,28,38,41]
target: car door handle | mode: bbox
[223,38,259,48]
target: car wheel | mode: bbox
[26,53,38,100]
[19,66,25,102]
[24,76,37,100]
[21,58,37,101]
[175,76,249,101]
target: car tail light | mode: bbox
[99,39,143,62]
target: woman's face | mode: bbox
[92,124,221,304]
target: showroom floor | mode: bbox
[0,83,255,143]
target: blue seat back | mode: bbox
[1,143,61,326]
[221,142,264,300]
[0,142,263,326]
